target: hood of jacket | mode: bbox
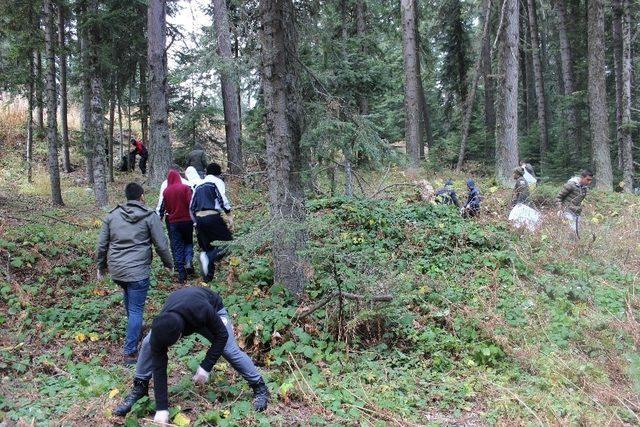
[167,169,183,186]
[116,201,155,223]
[192,143,203,151]
[185,166,202,186]
[569,176,582,186]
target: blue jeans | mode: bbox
[135,308,261,385]
[115,278,150,356]
[168,221,194,280]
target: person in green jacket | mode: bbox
[555,169,593,237]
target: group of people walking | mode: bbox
[96,154,269,423]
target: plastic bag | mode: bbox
[523,169,537,186]
[509,204,541,232]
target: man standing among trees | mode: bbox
[556,169,594,237]
[96,183,173,364]
[190,163,234,281]
[129,138,149,175]
[187,143,208,178]
[113,286,269,421]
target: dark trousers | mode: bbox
[139,155,148,175]
[168,221,194,281]
[195,214,232,279]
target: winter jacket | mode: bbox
[149,287,228,411]
[556,177,588,216]
[510,177,530,208]
[155,173,191,217]
[162,170,193,224]
[465,180,481,212]
[96,200,173,282]
[190,175,232,219]
[184,166,203,188]
[435,188,461,207]
[186,144,208,174]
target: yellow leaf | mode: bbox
[173,412,190,427]
[74,332,86,342]
[488,186,499,194]
[93,219,103,228]
[108,388,119,398]
[88,332,99,342]
[221,410,230,419]
[229,256,241,267]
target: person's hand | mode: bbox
[192,366,210,384]
[97,270,104,281]
[153,410,170,424]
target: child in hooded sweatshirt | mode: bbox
[162,170,195,282]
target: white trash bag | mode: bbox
[509,204,541,232]
[523,169,537,187]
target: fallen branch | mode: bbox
[296,290,393,320]
[371,183,420,198]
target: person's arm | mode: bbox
[149,215,174,269]
[199,307,229,373]
[95,218,110,276]
[451,192,461,208]
[151,344,170,411]
[217,181,232,213]
[155,182,167,216]
[510,182,521,208]
[201,152,208,172]
[189,187,198,224]
[556,183,571,207]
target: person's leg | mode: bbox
[218,309,262,385]
[196,216,216,281]
[179,222,194,274]
[114,331,152,416]
[123,278,150,356]
[169,223,186,281]
[140,156,147,175]
[134,331,154,381]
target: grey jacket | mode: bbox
[96,201,173,282]
[187,144,208,173]
[556,177,588,216]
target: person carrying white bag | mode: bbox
[508,167,541,232]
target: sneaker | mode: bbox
[200,252,209,279]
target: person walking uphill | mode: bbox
[129,138,148,175]
[190,163,234,282]
[162,170,195,283]
[113,287,270,422]
[187,143,208,178]
[462,179,481,218]
[510,167,530,208]
[556,169,593,238]
[96,183,173,364]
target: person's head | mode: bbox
[444,179,454,189]
[513,166,524,179]
[150,312,184,349]
[125,182,144,202]
[466,179,475,189]
[130,138,137,145]
[579,169,594,187]
[206,163,222,177]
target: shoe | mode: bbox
[251,378,270,412]
[185,262,195,277]
[113,378,149,416]
[200,252,209,279]
[123,352,138,366]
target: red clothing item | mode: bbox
[162,170,193,224]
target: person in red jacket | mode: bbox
[130,138,149,175]
[162,170,194,282]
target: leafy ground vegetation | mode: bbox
[0,148,639,426]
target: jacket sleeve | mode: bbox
[555,183,571,206]
[511,181,523,208]
[149,215,174,269]
[201,152,208,171]
[151,344,170,411]
[155,181,167,216]
[218,181,232,213]
[96,218,110,274]
[200,307,229,372]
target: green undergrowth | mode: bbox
[1,176,639,425]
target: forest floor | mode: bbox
[0,147,639,426]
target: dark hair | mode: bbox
[130,138,136,145]
[581,169,594,178]
[125,182,144,201]
[206,163,222,176]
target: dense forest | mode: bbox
[0,0,639,425]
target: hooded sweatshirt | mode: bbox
[162,170,193,224]
[96,200,173,282]
[187,143,208,173]
[556,177,588,215]
[155,172,191,216]
[184,166,202,188]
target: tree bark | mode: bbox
[87,0,108,207]
[118,90,124,160]
[58,2,71,172]
[212,0,244,176]
[108,87,116,183]
[27,50,35,184]
[587,0,613,190]
[260,0,308,299]
[43,0,64,206]
[555,0,582,159]
[495,0,519,187]
[526,0,549,163]
[414,5,433,154]
[612,0,624,169]
[401,0,423,170]
[147,0,173,184]
[139,59,149,145]
[35,48,44,135]
[79,2,94,184]
[340,0,354,195]
[482,3,496,159]
[456,0,492,171]
[620,0,634,192]
[356,0,369,115]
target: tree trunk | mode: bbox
[27,50,35,184]
[339,0,354,195]
[118,91,124,160]
[79,3,94,184]
[612,0,624,168]
[35,48,44,135]
[482,4,496,159]
[212,0,244,176]
[620,0,634,192]
[147,0,173,184]
[555,0,582,159]
[139,59,149,145]
[587,0,613,190]
[526,0,549,163]
[43,0,64,206]
[356,0,369,115]
[58,2,71,172]
[401,0,423,170]
[108,88,116,183]
[414,5,433,154]
[260,0,308,299]
[87,0,108,207]
[456,0,492,171]
[495,0,519,187]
